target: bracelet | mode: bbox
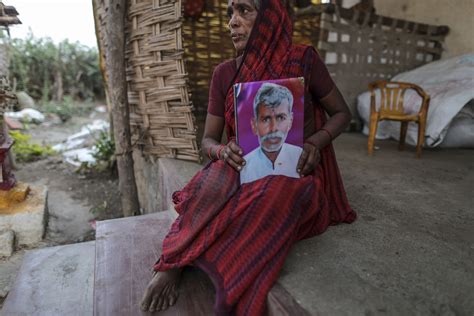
[216,145,225,160]
[207,146,213,160]
[319,128,333,141]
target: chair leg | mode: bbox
[368,115,379,156]
[399,121,408,151]
[416,119,427,158]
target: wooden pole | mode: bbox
[104,0,140,217]
[92,0,114,138]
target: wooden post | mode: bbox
[105,0,140,217]
[92,0,114,139]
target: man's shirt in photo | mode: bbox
[240,143,303,184]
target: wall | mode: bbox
[132,150,162,214]
[374,0,474,58]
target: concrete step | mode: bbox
[2,241,95,316]
[158,158,201,217]
[93,211,216,316]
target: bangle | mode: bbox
[207,146,214,160]
[216,145,225,160]
[319,128,333,141]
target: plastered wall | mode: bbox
[374,0,474,58]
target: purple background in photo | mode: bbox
[235,77,304,155]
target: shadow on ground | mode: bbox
[279,133,474,315]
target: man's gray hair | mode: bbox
[253,82,294,118]
[253,0,261,9]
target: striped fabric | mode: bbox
[154,0,356,315]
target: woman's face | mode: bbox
[227,0,258,54]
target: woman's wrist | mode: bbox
[216,145,225,160]
[207,144,225,161]
[318,128,333,142]
[305,128,333,149]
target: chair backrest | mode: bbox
[368,81,429,116]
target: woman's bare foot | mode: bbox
[140,268,183,312]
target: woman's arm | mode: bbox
[296,86,351,176]
[202,113,245,171]
[306,86,352,149]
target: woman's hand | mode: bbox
[222,141,246,172]
[296,142,321,177]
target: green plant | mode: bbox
[8,34,105,102]
[91,130,116,170]
[9,130,56,162]
[43,95,73,122]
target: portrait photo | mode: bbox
[234,77,304,184]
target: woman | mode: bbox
[140,0,356,314]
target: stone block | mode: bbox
[158,158,201,216]
[94,212,216,315]
[0,182,30,209]
[0,229,14,257]
[132,150,162,214]
[0,184,47,247]
[2,241,94,315]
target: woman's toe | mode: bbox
[149,295,159,312]
[161,299,169,311]
[168,294,177,306]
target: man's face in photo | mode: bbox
[251,99,293,153]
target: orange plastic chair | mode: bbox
[367,81,430,158]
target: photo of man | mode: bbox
[240,82,303,184]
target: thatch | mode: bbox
[0,3,21,26]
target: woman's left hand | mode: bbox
[296,142,321,177]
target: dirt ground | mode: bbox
[0,109,121,305]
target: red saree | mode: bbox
[154,1,356,315]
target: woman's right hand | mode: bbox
[222,141,246,172]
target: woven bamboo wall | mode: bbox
[125,0,199,162]
[182,0,235,119]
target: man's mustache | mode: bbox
[261,131,286,142]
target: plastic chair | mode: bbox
[367,81,430,158]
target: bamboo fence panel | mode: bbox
[182,0,235,119]
[125,0,199,162]
[295,4,448,121]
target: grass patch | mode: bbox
[9,130,56,162]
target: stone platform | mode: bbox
[0,184,48,249]
[2,241,95,315]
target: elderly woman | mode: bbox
[140,0,356,314]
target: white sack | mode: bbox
[53,119,109,152]
[5,108,45,123]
